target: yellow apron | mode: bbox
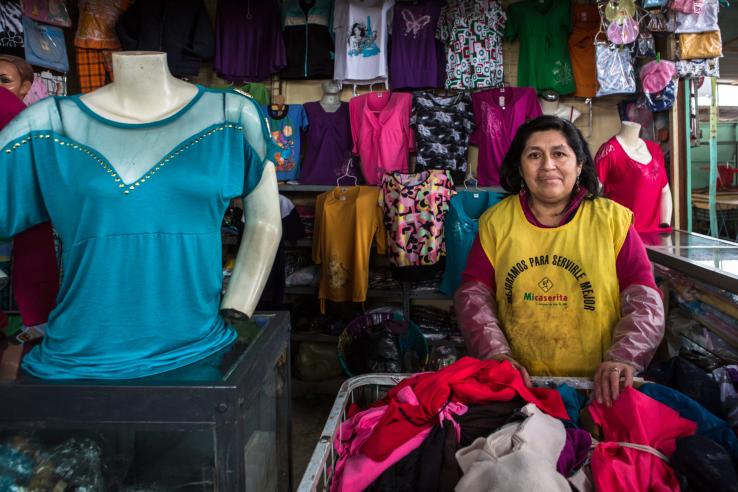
[479,196,632,376]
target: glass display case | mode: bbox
[0,312,291,491]
[643,230,738,295]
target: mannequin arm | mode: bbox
[220,163,281,320]
[220,96,282,320]
[660,184,673,226]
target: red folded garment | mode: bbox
[360,357,569,461]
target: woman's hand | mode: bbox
[594,361,636,407]
[488,354,532,388]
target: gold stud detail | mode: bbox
[4,149,10,154]
[129,185,135,190]
[124,190,129,195]
[114,178,120,182]
[135,182,140,186]
[119,183,125,188]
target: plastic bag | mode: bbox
[641,0,669,7]
[607,16,639,44]
[636,30,656,57]
[645,79,677,111]
[596,43,636,96]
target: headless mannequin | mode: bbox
[320,80,342,113]
[80,52,281,320]
[615,121,673,226]
[539,90,581,122]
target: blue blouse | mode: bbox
[0,86,270,379]
[440,190,504,296]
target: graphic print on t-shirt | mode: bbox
[348,16,380,57]
[401,9,431,38]
[270,119,296,173]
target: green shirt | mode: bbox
[505,0,575,95]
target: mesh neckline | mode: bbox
[70,84,206,129]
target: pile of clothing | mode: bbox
[331,357,738,491]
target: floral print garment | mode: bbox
[379,170,456,268]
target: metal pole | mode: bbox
[709,77,718,237]
[685,80,693,232]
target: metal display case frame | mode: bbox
[0,311,292,491]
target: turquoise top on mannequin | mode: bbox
[0,87,270,379]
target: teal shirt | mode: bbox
[0,86,270,379]
[440,191,503,296]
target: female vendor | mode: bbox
[455,116,665,407]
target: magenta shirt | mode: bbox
[595,137,670,234]
[470,87,542,186]
[349,92,415,185]
[461,192,657,293]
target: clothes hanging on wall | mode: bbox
[262,104,309,182]
[379,170,456,281]
[333,0,395,86]
[312,186,386,312]
[116,0,213,77]
[300,101,353,185]
[568,3,600,98]
[411,91,475,174]
[436,0,506,90]
[214,0,286,82]
[281,0,335,79]
[349,91,414,185]
[440,191,502,296]
[506,0,575,95]
[470,87,542,186]
[389,0,444,90]
[595,137,669,234]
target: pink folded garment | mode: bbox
[640,60,677,94]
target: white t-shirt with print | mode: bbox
[333,0,395,85]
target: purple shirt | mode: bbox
[470,87,542,186]
[390,1,444,90]
[299,102,354,185]
[214,0,286,82]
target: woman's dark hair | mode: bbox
[350,23,366,37]
[499,115,600,199]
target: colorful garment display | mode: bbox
[440,191,502,296]
[236,83,269,106]
[379,170,455,280]
[587,387,697,492]
[349,91,414,185]
[281,0,335,79]
[595,137,669,234]
[300,102,353,185]
[389,0,444,89]
[116,0,214,77]
[333,0,394,85]
[477,196,632,376]
[262,104,308,181]
[214,0,286,81]
[0,0,23,50]
[411,91,475,173]
[470,87,542,186]
[359,357,569,462]
[436,0,506,90]
[568,3,600,98]
[506,0,576,95]
[0,88,270,378]
[312,186,386,312]
[332,386,467,492]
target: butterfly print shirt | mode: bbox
[411,91,475,173]
[389,0,444,89]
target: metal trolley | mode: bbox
[297,373,594,492]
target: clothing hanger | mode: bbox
[336,158,358,200]
[463,175,481,198]
[270,78,286,112]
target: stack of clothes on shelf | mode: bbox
[331,357,738,491]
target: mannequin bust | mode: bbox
[614,121,673,227]
[539,90,581,122]
[320,80,342,113]
[0,54,34,100]
[81,52,281,321]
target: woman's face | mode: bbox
[0,61,30,99]
[520,130,582,208]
